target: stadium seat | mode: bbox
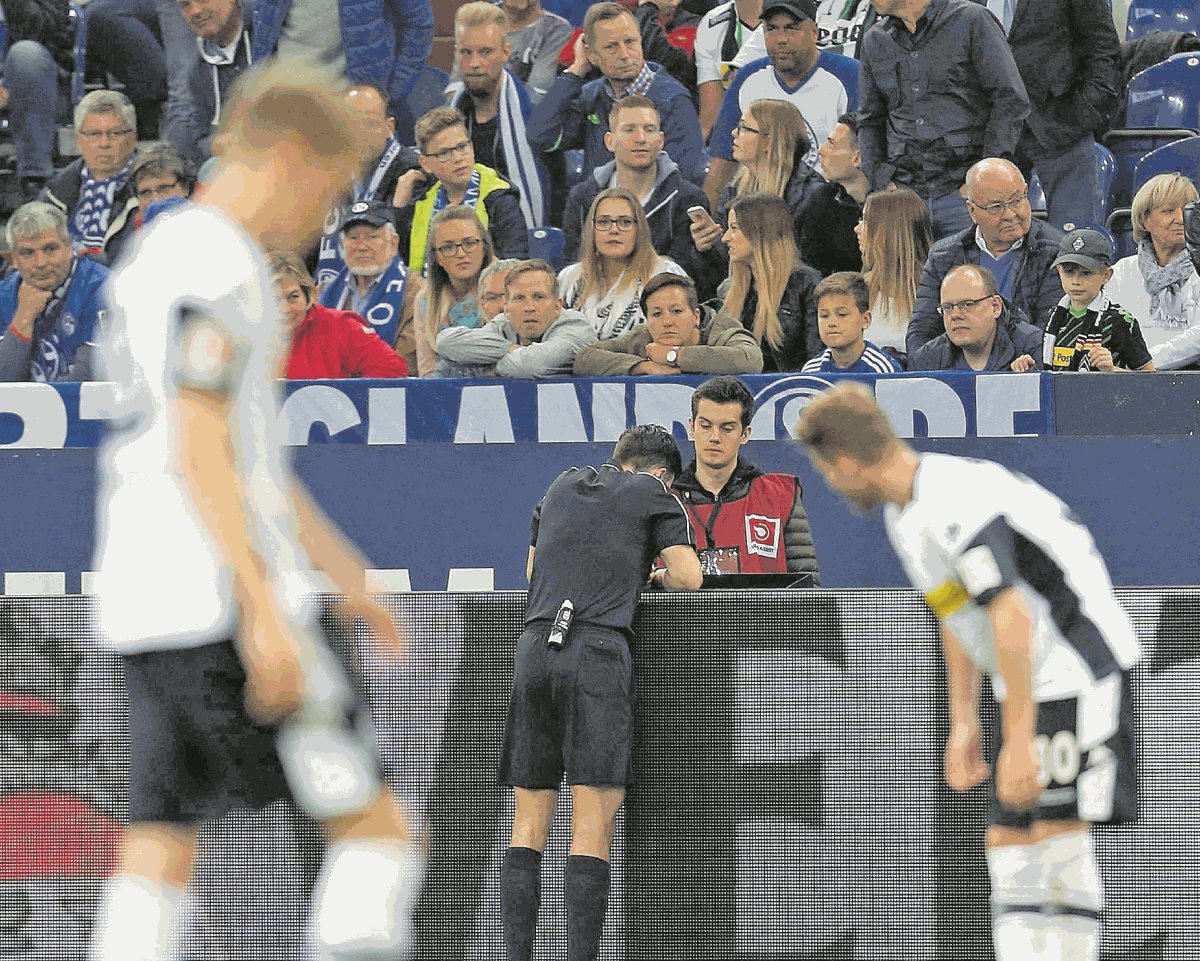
[528,226,566,268]
[1102,52,1200,208]
[1126,0,1200,41]
[395,65,450,145]
[1028,171,1047,219]
[1094,140,1118,226]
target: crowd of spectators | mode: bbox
[0,0,1198,383]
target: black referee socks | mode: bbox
[501,846,543,961]
[565,854,610,961]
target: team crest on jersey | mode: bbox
[745,514,781,559]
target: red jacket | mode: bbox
[285,304,409,380]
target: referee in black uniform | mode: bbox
[499,425,703,961]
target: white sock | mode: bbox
[1042,831,1102,961]
[988,843,1049,960]
[89,874,183,961]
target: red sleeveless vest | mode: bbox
[682,474,798,574]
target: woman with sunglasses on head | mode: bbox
[558,186,686,340]
[413,205,495,376]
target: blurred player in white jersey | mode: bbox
[90,61,422,961]
[796,383,1139,961]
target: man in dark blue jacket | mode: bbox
[178,0,253,164]
[528,2,707,186]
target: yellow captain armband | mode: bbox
[924,580,969,618]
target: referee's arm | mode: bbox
[653,545,703,591]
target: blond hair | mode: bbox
[1132,173,1199,243]
[577,186,660,305]
[722,192,798,350]
[266,249,316,303]
[795,382,899,465]
[860,188,933,327]
[456,1,510,33]
[414,107,468,154]
[416,205,494,351]
[731,99,810,200]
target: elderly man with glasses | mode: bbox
[906,158,1065,357]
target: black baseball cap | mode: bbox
[1051,228,1113,272]
[761,0,818,22]
[341,198,393,231]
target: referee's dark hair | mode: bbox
[612,424,683,478]
[690,376,754,428]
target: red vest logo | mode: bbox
[745,514,781,559]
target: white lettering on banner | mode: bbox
[279,385,362,445]
[748,376,835,442]
[0,383,69,449]
[537,383,589,442]
[591,381,627,443]
[632,383,694,436]
[78,381,120,421]
[975,373,1041,438]
[455,385,515,443]
[367,387,406,445]
[875,377,967,438]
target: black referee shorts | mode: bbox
[498,621,633,790]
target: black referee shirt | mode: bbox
[528,462,693,634]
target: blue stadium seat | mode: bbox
[1028,170,1048,219]
[395,65,450,145]
[1126,0,1200,41]
[528,226,565,267]
[1102,52,1200,209]
[1094,140,1118,226]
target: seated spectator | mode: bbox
[435,258,597,377]
[497,0,574,102]
[413,205,496,376]
[558,186,686,339]
[42,91,141,265]
[0,203,108,382]
[704,0,858,208]
[801,271,898,373]
[528,3,707,186]
[1032,227,1153,373]
[855,188,933,360]
[672,375,820,579]
[446,2,546,229]
[719,191,822,371]
[318,199,424,375]
[177,0,253,164]
[393,107,528,276]
[1,0,73,201]
[908,159,1064,358]
[1107,174,1200,371]
[478,257,523,322]
[562,96,709,284]
[694,0,765,139]
[84,0,168,140]
[270,251,408,380]
[573,271,763,375]
[129,143,194,229]
[801,113,869,276]
[909,264,1042,372]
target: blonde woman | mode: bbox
[720,191,822,372]
[854,188,933,357]
[557,186,685,339]
[413,204,495,375]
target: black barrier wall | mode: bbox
[0,591,1197,960]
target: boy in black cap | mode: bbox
[1038,227,1155,372]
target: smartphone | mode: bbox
[687,205,715,228]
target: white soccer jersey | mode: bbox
[695,1,765,86]
[885,454,1140,701]
[93,206,313,653]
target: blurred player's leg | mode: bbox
[1040,829,1102,960]
[503,787,557,961]
[987,837,1049,958]
[566,785,624,961]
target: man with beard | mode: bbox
[445,2,546,229]
[319,199,423,373]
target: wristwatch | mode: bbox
[665,348,679,367]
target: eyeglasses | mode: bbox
[136,180,182,202]
[78,127,135,143]
[434,237,484,257]
[967,193,1029,216]
[936,296,995,317]
[424,140,472,162]
[594,216,636,232]
[735,121,765,137]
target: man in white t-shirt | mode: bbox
[797,383,1140,961]
[90,61,423,961]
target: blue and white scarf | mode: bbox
[433,169,481,219]
[72,155,135,250]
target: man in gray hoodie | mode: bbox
[435,259,597,377]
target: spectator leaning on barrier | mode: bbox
[0,203,109,383]
[42,91,141,264]
[318,199,424,375]
[497,0,574,103]
[857,0,1029,240]
[393,107,528,277]
[177,0,253,164]
[446,2,547,230]
[909,264,1041,372]
[436,258,597,377]
[528,2,707,187]
[573,272,764,375]
[801,271,899,373]
[672,375,820,579]
[272,250,409,380]
[907,159,1064,358]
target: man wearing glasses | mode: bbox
[907,158,1065,357]
[42,90,141,265]
[392,106,528,276]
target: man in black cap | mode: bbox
[318,197,424,374]
[499,424,702,961]
[1030,227,1154,373]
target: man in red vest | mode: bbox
[672,375,821,580]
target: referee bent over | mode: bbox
[499,425,703,961]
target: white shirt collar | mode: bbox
[974,226,1025,259]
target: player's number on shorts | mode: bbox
[1035,731,1081,787]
